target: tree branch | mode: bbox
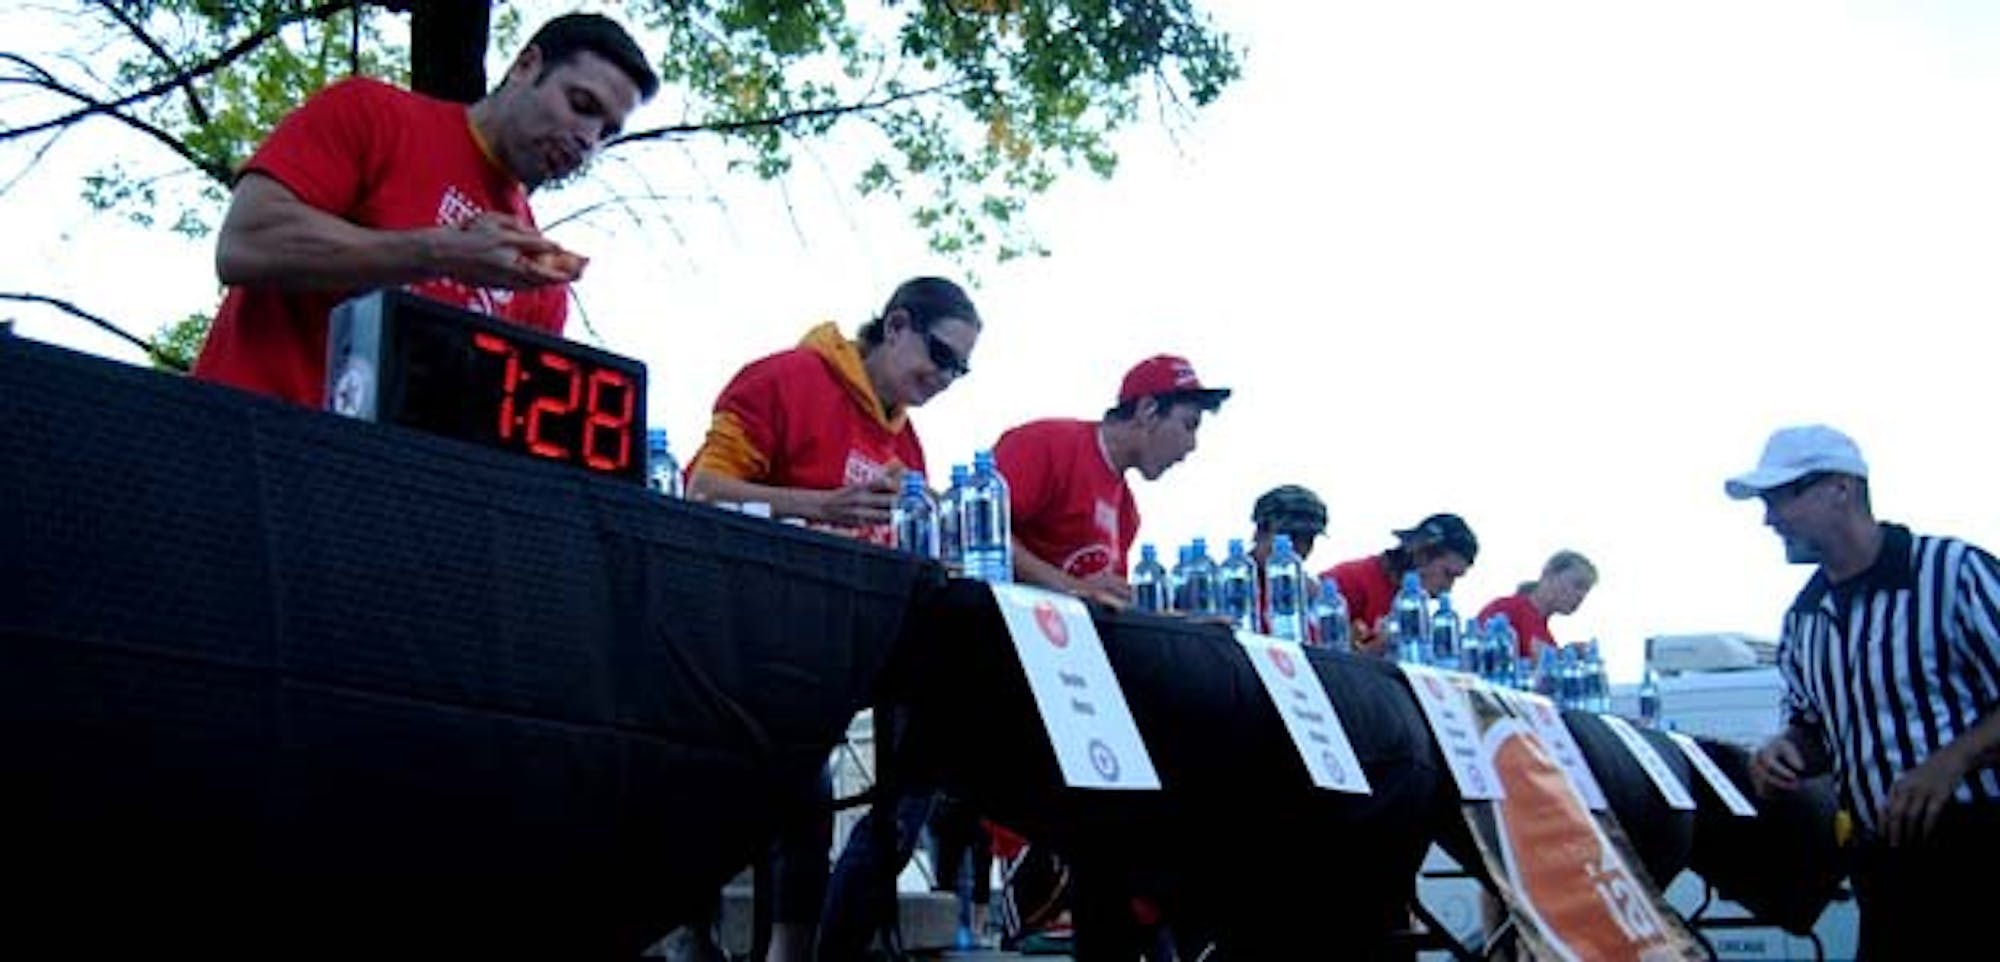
[93,0,212,127]
[607,80,972,148]
[0,124,73,196]
[1,57,232,182]
[0,292,184,370]
[0,0,357,144]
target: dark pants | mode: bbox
[761,764,835,927]
[817,792,938,960]
[1850,803,2000,960]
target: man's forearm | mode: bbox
[216,191,441,291]
[1009,537,1077,595]
[1941,709,2000,772]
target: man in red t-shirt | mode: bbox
[192,14,659,407]
[1476,550,1598,658]
[995,354,1231,607]
[1320,512,1479,653]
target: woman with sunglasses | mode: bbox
[687,275,980,546]
[682,276,980,962]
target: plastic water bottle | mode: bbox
[1638,664,1663,727]
[1168,544,1192,612]
[1460,613,1489,679]
[1263,534,1307,642]
[937,464,971,576]
[1583,639,1609,712]
[1488,614,1519,670]
[963,450,1012,583]
[1534,647,1560,701]
[1492,639,1521,690]
[892,471,939,559]
[1312,575,1353,652]
[1429,592,1462,672]
[645,427,682,497]
[1389,571,1429,665]
[1218,538,1258,631]
[1131,544,1169,613]
[1554,646,1584,710]
[1183,537,1220,616]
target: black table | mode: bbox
[0,336,933,958]
[885,581,1449,958]
[883,581,1844,957]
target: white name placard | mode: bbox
[1401,664,1501,800]
[1667,731,1758,817]
[990,584,1160,790]
[1235,632,1372,795]
[1494,689,1610,811]
[1599,714,1696,810]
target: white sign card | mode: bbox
[1234,632,1372,795]
[1401,664,1501,799]
[1493,689,1610,811]
[1598,714,1697,810]
[989,584,1161,790]
[1667,731,1759,817]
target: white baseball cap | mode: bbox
[1724,425,1869,500]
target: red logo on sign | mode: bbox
[1267,644,1297,678]
[1035,601,1070,648]
[1423,675,1445,699]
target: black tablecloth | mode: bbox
[885,583,1844,954]
[886,581,1450,957]
[0,337,933,958]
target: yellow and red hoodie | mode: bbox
[689,322,925,544]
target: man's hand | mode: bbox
[1883,747,1969,847]
[1750,735,1809,796]
[814,474,899,527]
[1073,572,1133,609]
[1353,617,1387,655]
[430,212,578,289]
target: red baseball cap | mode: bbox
[1116,354,1232,408]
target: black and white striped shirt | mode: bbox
[1777,523,2000,832]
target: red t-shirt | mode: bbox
[994,419,1138,579]
[1321,554,1396,629]
[697,340,925,546]
[1477,593,1554,658]
[193,78,568,406]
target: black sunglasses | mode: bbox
[921,328,971,379]
[1764,472,1831,503]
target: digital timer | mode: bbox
[326,290,649,483]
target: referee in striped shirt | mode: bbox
[1733,425,2000,959]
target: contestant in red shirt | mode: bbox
[687,276,979,962]
[192,14,658,407]
[996,354,1231,607]
[687,277,980,544]
[1320,512,1480,653]
[1475,550,1598,658]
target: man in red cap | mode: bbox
[994,354,1232,606]
[989,353,1230,956]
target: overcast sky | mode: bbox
[8,1,2000,682]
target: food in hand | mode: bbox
[528,247,589,280]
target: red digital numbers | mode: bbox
[472,332,635,474]
[583,369,635,471]
[472,332,523,441]
[524,351,580,459]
